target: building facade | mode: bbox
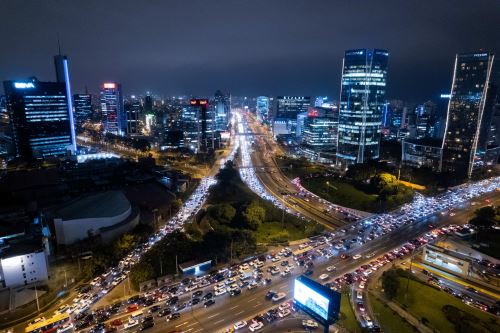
[302,106,339,152]
[73,94,92,125]
[274,96,310,120]
[441,52,497,179]
[336,49,389,167]
[100,82,125,135]
[3,79,75,160]
[256,96,270,121]
[402,139,443,171]
[214,90,230,132]
[125,97,141,135]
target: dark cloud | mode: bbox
[1,0,499,101]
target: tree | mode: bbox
[129,261,155,290]
[113,233,139,259]
[470,206,496,229]
[212,204,236,224]
[242,201,266,230]
[382,269,400,299]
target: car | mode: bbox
[140,321,154,331]
[272,292,286,302]
[230,288,241,296]
[148,305,161,313]
[234,320,247,330]
[353,254,362,260]
[319,273,329,280]
[158,308,172,317]
[202,292,213,300]
[278,302,290,311]
[326,265,336,272]
[204,299,215,307]
[193,290,203,298]
[248,282,258,290]
[123,319,139,329]
[249,321,264,332]
[167,312,181,321]
[278,309,291,317]
[265,290,277,300]
[215,288,227,296]
[302,319,318,328]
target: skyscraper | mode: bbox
[441,52,498,179]
[256,96,270,121]
[73,94,92,125]
[100,82,125,135]
[336,49,389,166]
[213,90,230,131]
[53,54,77,152]
[125,96,141,135]
[3,78,75,160]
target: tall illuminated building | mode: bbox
[256,96,270,120]
[441,51,498,179]
[214,90,230,131]
[336,49,389,166]
[73,94,92,125]
[100,82,125,135]
[125,96,141,135]
[3,78,75,160]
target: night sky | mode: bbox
[1,0,499,101]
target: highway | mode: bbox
[96,190,500,333]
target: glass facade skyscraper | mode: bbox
[73,94,92,124]
[275,96,311,119]
[125,96,141,135]
[441,52,497,179]
[256,96,270,121]
[3,79,75,160]
[100,82,125,135]
[214,90,230,131]
[336,49,389,166]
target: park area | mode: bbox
[392,272,500,333]
[276,156,416,213]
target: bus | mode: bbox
[25,313,71,333]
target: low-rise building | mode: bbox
[402,138,442,171]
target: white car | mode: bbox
[123,319,139,329]
[353,254,362,260]
[319,273,329,280]
[215,288,227,296]
[326,265,336,272]
[302,319,319,328]
[278,309,291,317]
[234,320,247,330]
[247,282,258,290]
[249,321,264,332]
[278,302,290,311]
[272,292,286,302]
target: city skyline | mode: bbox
[1,0,499,100]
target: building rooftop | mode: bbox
[55,191,130,220]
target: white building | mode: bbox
[54,191,139,245]
[0,250,48,288]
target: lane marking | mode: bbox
[214,318,225,325]
[186,322,197,328]
[235,310,244,315]
[207,312,220,319]
[253,302,262,308]
[230,305,239,310]
[247,297,256,302]
[192,329,203,333]
[175,321,188,327]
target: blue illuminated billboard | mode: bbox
[293,275,341,325]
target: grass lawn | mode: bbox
[255,221,308,243]
[395,278,500,333]
[338,292,363,333]
[305,177,379,212]
[370,295,416,333]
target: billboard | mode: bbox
[293,275,341,325]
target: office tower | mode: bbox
[441,52,498,179]
[100,82,125,135]
[415,101,436,139]
[125,96,141,135]
[180,103,199,151]
[256,96,270,120]
[144,94,153,113]
[53,54,77,151]
[336,49,389,166]
[302,107,339,151]
[275,96,311,119]
[73,94,92,125]
[214,90,230,131]
[3,78,75,160]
